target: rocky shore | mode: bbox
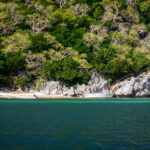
[113,72,150,97]
[0,72,110,99]
[38,71,109,97]
[1,72,150,98]
[38,72,150,98]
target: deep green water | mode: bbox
[1,99,150,150]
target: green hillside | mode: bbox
[0,0,150,89]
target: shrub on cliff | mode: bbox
[43,57,90,86]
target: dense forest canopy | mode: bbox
[0,0,150,89]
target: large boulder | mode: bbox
[87,71,109,94]
[62,87,75,96]
[40,81,63,95]
[133,73,150,97]
[75,84,86,95]
[114,78,135,97]
[114,72,150,97]
[74,72,110,96]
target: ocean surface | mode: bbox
[0,98,150,150]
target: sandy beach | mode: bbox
[0,91,76,99]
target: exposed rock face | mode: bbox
[62,87,75,96]
[74,72,109,95]
[39,71,109,96]
[114,72,150,97]
[114,78,135,97]
[40,81,62,95]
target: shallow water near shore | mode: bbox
[1,99,150,149]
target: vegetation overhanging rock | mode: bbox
[0,0,150,92]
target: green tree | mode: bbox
[5,52,26,75]
[0,50,8,84]
[29,33,49,53]
[43,57,90,86]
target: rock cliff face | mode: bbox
[36,72,150,97]
[113,72,150,97]
[39,71,109,96]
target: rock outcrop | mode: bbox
[40,81,62,95]
[3,71,150,97]
[39,71,109,96]
[113,72,150,97]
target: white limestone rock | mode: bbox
[62,86,75,96]
[40,81,63,95]
[39,71,110,96]
[75,84,86,95]
[114,72,150,97]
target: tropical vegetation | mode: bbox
[0,0,150,88]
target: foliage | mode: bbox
[15,77,28,87]
[1,32,31,52]
[0,50,7,84]
[52,27,91,53]
[5,52,26,75]
[0,0,150,88]
[43,57,90,86]
[29,33,50,53]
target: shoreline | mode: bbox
[1,91,150,100]
[1,97,150,103]
[0,91,78,99]
[1,94,150,101]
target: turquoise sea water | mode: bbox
[0,99,150,149]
